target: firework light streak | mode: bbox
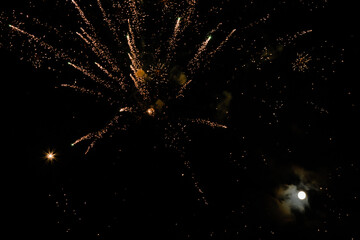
[8,23,73,65]
[188,35,212,74]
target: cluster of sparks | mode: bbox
[292,52,312,72]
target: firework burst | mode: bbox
[1,0,241,205]
[1,0,236,155]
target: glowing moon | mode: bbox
[297,191,306,200]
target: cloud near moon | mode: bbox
[275,184,309,215]
[267,165,325,223]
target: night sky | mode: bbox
[2,0,360,239]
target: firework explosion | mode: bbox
[1,0,234,155]
[1,0,352,239]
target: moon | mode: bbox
[297,191,306,200]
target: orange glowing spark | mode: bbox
[146,107,156,117]
[45,151,56,162]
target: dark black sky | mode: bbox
[2,0,360,239]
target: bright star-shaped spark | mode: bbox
[45,151,56,162]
